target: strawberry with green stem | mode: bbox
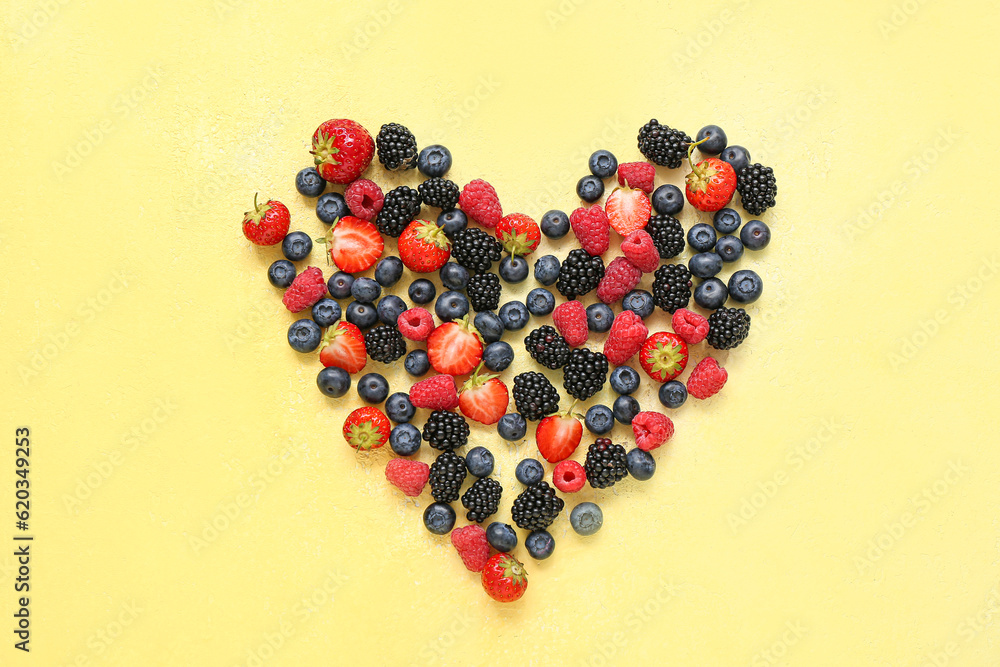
[685,136,736,212]
[536,401,583,463]
[458,362,509,425]
[242,193,290,246]
[310,119,374,184]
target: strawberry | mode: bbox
[536,408,583,463]
[552,460,586,493]
[603,310,649,366]
[621,230,660,273]
[282,266,327,313]
[317,216,384,273]
[481,553,528,602]
[596,257,642,304]
[495,213,540,256]
[459,364,509,425]
[397,220,451,273]
[242,194,290,246]
[459,179,503,228]
[687,356,728,399]
[409,374,460,410]
[385,459,429,497]
[344,178,384,221]
[685,157,736,212]
[397,307,435,342]
[639,331,689,383]
[631,412,674,451]
[552,300,588,347]
[570,205,610,256]
[310,119,374,184]
[426,316,483,376]
[452,525,491,572]
[616,161,655,194]
[342,406,390,450]
[671,308,710,345]
[605,187,652,236]
[318,321,367,374]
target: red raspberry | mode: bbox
[552,460,586,493]
[409,374,460,410]
[604,310,648,366]
[570,205,610,256]
[631,412,674,451]
[344,178,384,221]
[397,307,434,342]
[281,266,327,313]
[672,308,710,345]
[687,357,728,399]
[451,524,490,572]
[459,179,502,228]
[621,230,660,273]
[617,162,655,194]
[384,459,429,497]
[552,300,588,347]
[596,257,641,304]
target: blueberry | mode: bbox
[316,366,350,398]
[287,319,322,353]
[483,342,514,372]
[434,290,469,322]
[740,219,771,250]
[423,502,456,535]
[695,125,728,155]
[577,175,605,203]
[327,271,354,299]
[540,210,570,239]
[465,446,495,477]
[385,392,415,423]
[720,145,751,174]
[357,373,389,404]
[525,530,555,560]
[688,223,717,253]
[626,448,656,481]
[436,209,467,237]
[409,279,436,305]
[377,294,407,325]
[689,252,723,279]
[311,298,342,327]
[486,522,518,552]
[623,290,654,319]
[404,349,430,377]
[499,255,529,283]
[586,303,614,333]
[588,149,618,178]
[613,395,640,424]
[515,459,545,486]
[498,413,527,441]
[728,269,763,304]
[351,277,381,304]
[417,144,452,178]
[474,311,504,344]
[658,380,687,409]
[651,184,684,216]
[346,301,378,329]
[281,231,313,261]
[585,404,614,435]
[610,366,641,395]
[439,262,470,291]
[712,208,741,234]
[374,257,404,287]
[389,423,421,456]
[570,502,603,536]
[533,255,560,286]
[526,288,555,316]
[268,260,296,288]
[498,301,529,331]
[693,278,728,310]
[316,192,349,224]
[295,167,326,197]
[715,235,744,263]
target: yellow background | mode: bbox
[2,0,998,664]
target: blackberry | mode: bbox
[736,163,777,215]
[428,451,467,503]
[562,348,609,401]
[707,306,751,350]
[375,122,418,171]
[422,410,470,451]
[466,273,502,312]
[652,263,693,313]
[512,372,560,421]
[376,186,421,238]
[363,324,407,363]
[637,119,692,168]
[461,477,502,523]
[583,438,629,489]
[510,481,564,531]
[524,326,570,370]
[451,228,502,273]
[556,249,605,300]
[645,214,685,260]
[418,177,460,210]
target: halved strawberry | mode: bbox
[426,316,483,376]
[495,213,540,256]
[318,322,367,374]
[638,331,689,383]
[459,364,509,425]
[318,216,383,273]
[397,220,451,273]
[342,406,390,450]
[605,187,652,236]
[536,409,583,463]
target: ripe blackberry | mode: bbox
[376,122,417,171]
[376,186,421,237]
[461,477,502,523]
[707,306,751,350]
[467,273,502,312]
[418,177,460,210]
[652,263,693,313]
[556,249,605,300]
[428,451,467,503]
[512,371,560,421]
[645,214,685,259]
[524,326,570,370]
[511,481,564,531]
[736,163,777,215]
[562,348,609,401]
[364,324,407,363]
[637,119,692,168]
[422,410,470,451]
[451,228,502,273]
[583,438,629,489]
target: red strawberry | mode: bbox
[685,157,736,212]
[342,406,390,450]
[344,178,384,221]
[385,459,429,497]
[687,356,728,399]
[397,220,451,273]
[617,161,655,194]
[459,179,503,228]
[319,216,384,273]
[671,308,710,345]
[426,316,483,376]
[552,300,588,347]
[482,553,528,602]
[319,321,367,374]
[570,205,610,256]
[409,375,460,410]
[310,119,374,184]
[552,460,586,493]
[242,194,290,246]
[639,332,689,383]
[282,266,327,313]
[459,365,509,425]
[596,257,642,304]
[621,230,660,273]
[536,410,583,463]
[452,525,490,572]
[631,412,674,451]
[495,213,540,256]
[397,307,435,342]
[605,187,652,236]
[604,310,649,366]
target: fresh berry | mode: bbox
[535,412,582,463]
[658,380,688,409]
[374,257,404,287]
[523,326,570,369]
[720,145,751,174]
[310,119,374,184]
[397,220,451,273]
[427,316,483,376]
[713,207,742,234]
[317,366,350,398]
[376,296,405,327]
[553,460,586,493]
[641,215,684,263]
[631,411,674,451]
[344,179,384,221]
[428,450,467,502]
[589,149,618,178]
[741,219,771,250]
[451,524,491,572]
[540,209,570,239]
[695,125,727,154]
[483,341,514,373]
[319,322,367,374]
[606,186,652,236]
[736,163,777,215]
[390,423,421,455]
[562,348,608,401]
[619,230,658,273]
[707,307,751,350]
[728,269,763,304]
[486,522,518,552]
[316,192,349,224]
[459,179,503,228]
[596,256,642,304]
[461,478,503,524]
[526,288,556,316]
[570,205,610,256]
[499,255,529,283]
[351,277,381,304]
[375,122,417,171]
[623,290,654,319]
[436,209,468,238]
[552,301,588,347]
[576,175,604,202]
[687,356,728,399]
[417,144,452,178]
[467,273,502,312]
[465,446,495,477]
[637,119,692,168]
[515,459,545,485]
[281,231,312,261]
[242,195,290,246]
[282,266,327,313]
[556,249,605,300]
[459,367,509,426]
[651,183,684,216]
[652,263,693,313]
[689,252,723,279]
[404,349,430,377]
[533,255,560,285]
[481,553,528,603]
[497,413,527,441]
[385,458,429,497]
[687,223,717,253]
[327,271,354,299]
[287,319,322,353]
[409,374,460,410]
[423,502,456,535]
[410,279,437,305]
[342,406,390,450]
[583,438,628,488]
[586,303,614,333]
[364,325,407,364]
[715,235,744,262]
[671,308,710,345]
[375,186,422,238]
[512,372,560,421]
[357,372,390,403]
[604,310,648,366]
[612,395,640,424]
[346,301,378,329]
[609,366,640,395]
[295,167,326,197]
[525,530,555,560]
[321,216,384,273]
[511,481,564,529]
[439,262,470,290]
[268,260,296,288]
[450,228,503,273]
[686,157,737,212]
[570,501,603,536]
[418,177,460,210]
[694,278,728,310]
[626,448,656,481]
[386,392,416,423]
[434,290,469,322]
[496,213,541,257]
[616,161,655,194]
[422,410,470,451]
[584,404,614,435]
[639,332,689,383]
[474,312,504,344]
[498,301,529,331]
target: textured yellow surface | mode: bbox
[2,0,999,664]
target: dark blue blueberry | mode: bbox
[586,303,614,333]
[540,210,570,239]
[570,502,603,536]
[689,252,723,279]
[651,184,684,216]
[465,446,495,477]
[351,277,381,304]
[409,279,436,305]
[316,366,350,398]
[613,395,640,425]
[483,342,514,372]
[688,223,717,253]
[720,145,751,174]
[389,423,421,456]
[474,311,504,344]
[385,392,415,423]
[439,262,470,290]
[316,192,348,224]
[515,458,544,486]
[434,290,469,322]
[533,255,560,286]
[417,144,452,178]
[626,448,656,481]
[357,373,389,404]
[715,235,744,263]
[525,530,555,560]
[658,380,687,409]
[281,231,313,261]
[423,502,456,535]
[327,271,354,299]
[404,349,430,377]
[268,260,296,288]
[486,522,518,552]
[695,125,728,155]
[377,295,407,326]
[374,257,404,287]
[589,150,619,178]
[436,209,468,238]
[712,208,741,234]
[577,175,605,203]
[287,319,322,353]
[295,167,326,197]
[585,404,614,435]
[526,288,555,316]
[609,366,640,395]
[740,219,771,250]
[499,255,529,283]
[346,301,378,329]
[693,278,728,310]
[623,290,654,320]
[311,298,342,327]
[498,301,529,331]
[497,413,527,441]
[728,269,763,304]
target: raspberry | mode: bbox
[459,179,502,228]
[409,374,460,410]
[631,412,674,451]
[397,308,434,341]
[596,257,641,304]
[604,310,648,366]
[344,179,384,221]
[616,161,655,194]
[451,524,490,572]
[384,459,429,497]
[570,205,610,256]
[687,357,728,399]
[282,266,327,313]
[552,460,586,493]
[552,300,588,347]
[671,308,709,345]
[621,230,660,273]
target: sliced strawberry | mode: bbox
[605,187,652,236]
[639,331,689,383]
[426,316,483,376]
[459,365,509,425]
[320,216,384,273]
[536,411,582,463]
[318,322,367,374]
